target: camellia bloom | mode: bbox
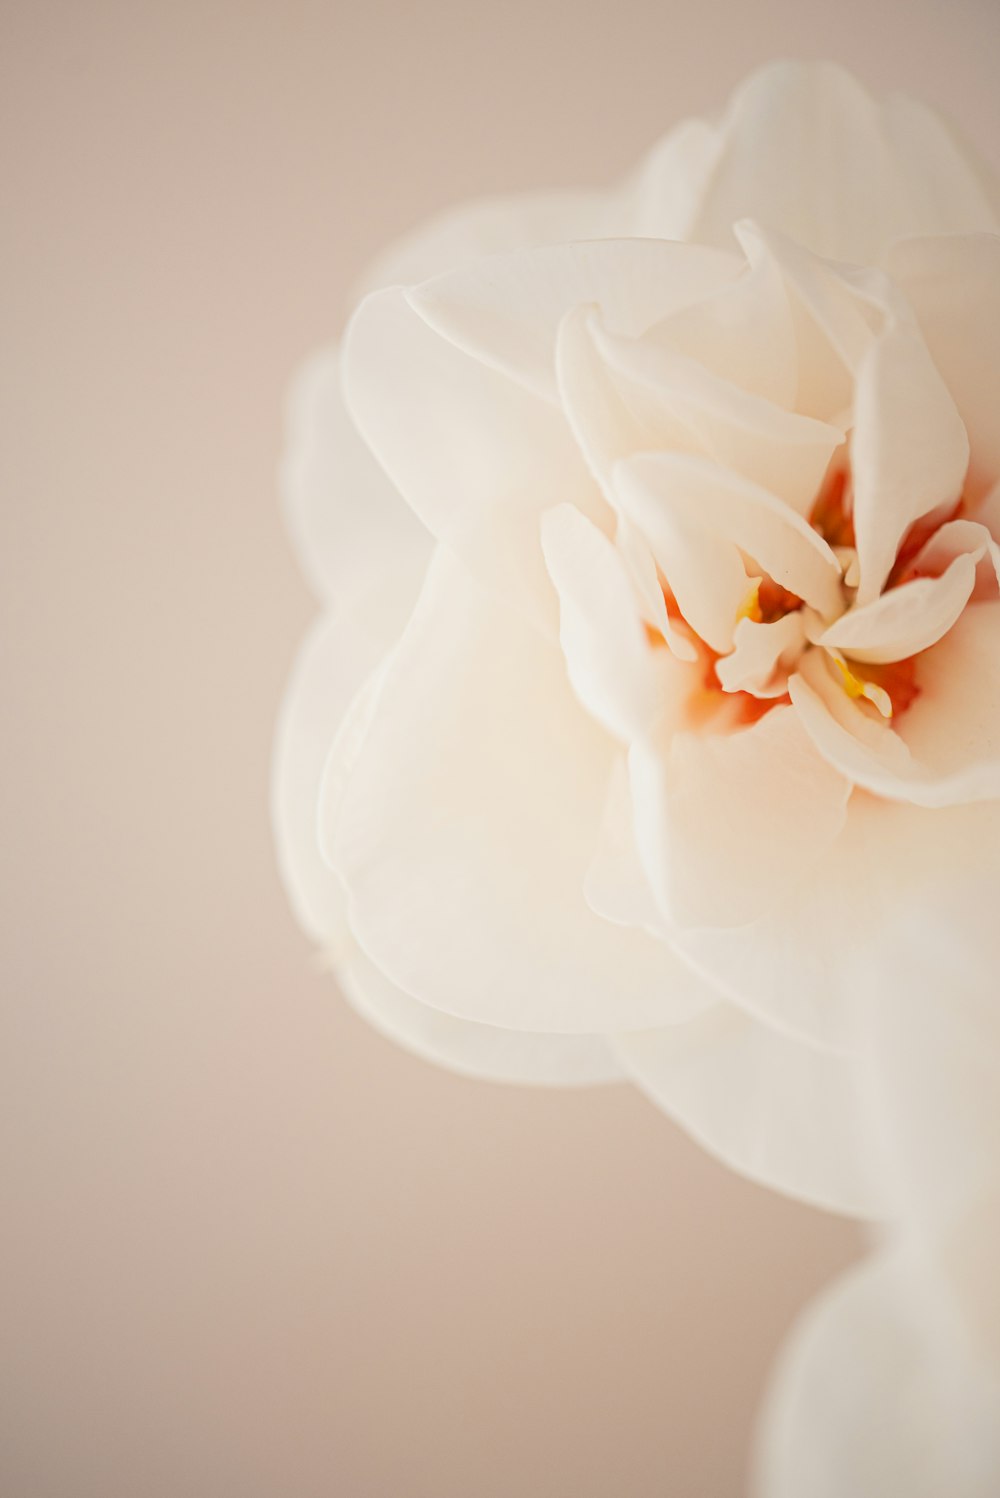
[274,62,1000,1227]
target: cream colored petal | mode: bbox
[817,552,976,664]
[851,316,970,606]
[755,1246,1000,1498]
[616,452,844,625]
[614,1006,889,1217]
[888,235,1000,500]
[592,318,844,514]
[584,756,665,931]
[272,574,422,948]
[280,346,432,606]
[913,518,1000,600]
[689,62,1000,263]
[716,613,806,697]
[342,284,604,629]
[791,607,1000,806]
[326,548,714,1034]
[541,504,687,742]
[339,946,624,1088]
[630,705,851,929]
[407,238,738,403]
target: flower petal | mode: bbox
[616,451,844,637]
[689,62,1000,262]
[888,234,1000,500]
[716,613,806,697]
[591,317,844,514]
[340,947,624,1088]
[613,1005,888,1217]
[754,1246,1000,1498]
[817,552,977,664]
[280,346,432,606]
[407,238,739,403]
[540,504,687,741]
[630,704,851,929]
[326,548,715,1033]
[851,314,970,606]
[791,606,1000,806]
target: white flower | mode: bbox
[274,60,1000,1222]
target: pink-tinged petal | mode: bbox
[630,705,851,929]
[280,346,432,606]
[592,318,844,515]
[613,1006,889,1217]
[689,62,1000,263]
[540,504,688,742]
[407,239,738,403]
[755,1246,1000,1498]
[817,552,976,663]
[339,947,624,1088]
[326,548,714,1034]
[851,315,970,606]
[913,519,1000,600]
[791,605,1000,806]
[617,452,844,632]
[716,613,806,697]
[889,235,1000,498]
[342,285,604,629]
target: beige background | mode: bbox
[3,3,998,1495]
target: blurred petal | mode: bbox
[326,548,715,1034]
[340,947,624,1087]
[408,239,737,402]
[614,1006,888,1216]
[343,284,603,628]
[689,62,1000,262]
[888,234,1000,502]
[631,705,851,929]
[280,346,432,606]
[755,1247,1000,1498]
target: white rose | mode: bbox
[274,60,1000,1222]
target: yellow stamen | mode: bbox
[829,650,893,719]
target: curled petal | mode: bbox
[716,613,806,697]
[817,551,976,663]
[851,314,970,606]
[541,504,687,741]
[791,607,1000,806]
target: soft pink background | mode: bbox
[3,3,998,1495]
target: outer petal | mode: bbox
[630,705,851,929]
[407,238,739,403]
[342,284,603,628]
[340,947,624,1088]
[613,1006,888,1217]
[887,234,1000,500]
[326,548,716,1034]
[280,347,432,607]
[754,1247,1000,1498]
[689,62,1000,262]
